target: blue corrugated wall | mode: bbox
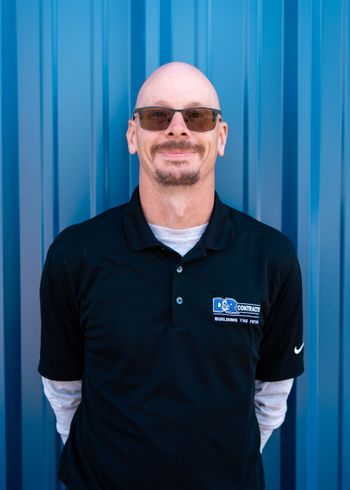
[0,1,349,489]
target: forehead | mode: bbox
[136,67,220,109]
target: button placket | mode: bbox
[172,262,185,326]
[175,265,183,305]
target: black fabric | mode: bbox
[38,187,304,490]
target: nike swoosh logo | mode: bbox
[294,343,304,355]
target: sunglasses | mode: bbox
[133,106,222,132]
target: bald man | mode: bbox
[39,62,304,490]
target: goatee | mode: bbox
[155,169,200,186]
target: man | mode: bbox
[39,62,304,490]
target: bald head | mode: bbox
[135,62,221,110]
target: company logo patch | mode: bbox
[213,297,261,325]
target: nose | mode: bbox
[166,110,189,137]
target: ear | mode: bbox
[217,122,228,157]
[126,119,137,155]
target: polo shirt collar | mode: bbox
[200,193,233,251]
[123,188,160,251]
[123,186,233,252]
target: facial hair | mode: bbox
[155,168,200,186]
[151,141,204,187]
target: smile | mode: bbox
[159,150,196,159]
[151,142,205,158]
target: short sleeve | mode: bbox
[255,247,304,381]
[38,243,84,380]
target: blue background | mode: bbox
[1,0,349,489]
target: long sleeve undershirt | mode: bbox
[42,222,294,452]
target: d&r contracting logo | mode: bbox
[212,297,261,325]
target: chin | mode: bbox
[155,169,200,186]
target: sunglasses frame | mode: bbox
[132,106,222,132]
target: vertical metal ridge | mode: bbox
[242,0,249,214]
[89,0,96,217]
[338,1,345,485]
[102,0,110,209]
[51,0,59,236]
[128,0,133,196]
[159,0,173,64]
[38,1,50,483]
[194,0,199,68]
[339,2,350,489]
[255,0,262,221]
[280,2,299,490]
[145,0,159,75]
[280,19,300,482]
[245,0,258,219]
[130,0,146,193]
[307,1,323,488]
[130,0,146,99]
[281,0,298,244]
[206,0,212,77]
[39,2,63,486]
[0,1,5,487]
[193,0,200,71]
[317,0,343,486]
[1,0,22,488]
[39,0,45,263]
[280,14,298,490]
[194,0,208,73]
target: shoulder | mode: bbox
[46,203,127,262]
[230,204,294,245]
[223,203,298,270]
[57,203,127,242]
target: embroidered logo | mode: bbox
[294,342,304,355]
[213,297,261,325]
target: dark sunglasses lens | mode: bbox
[136,107,219,131]
[183,108,217,131]
[139,108,173,130]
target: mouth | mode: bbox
[160,150,196,159]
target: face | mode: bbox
[126,63,228,188]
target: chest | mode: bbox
[76,248,272,373]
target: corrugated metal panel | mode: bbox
[0,0,349,489]
[297,2,350,490]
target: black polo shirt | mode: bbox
[39,187,304,490]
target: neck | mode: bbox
[139,180,215,229]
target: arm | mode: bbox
[254,378,294,452]
[42,377,82,444]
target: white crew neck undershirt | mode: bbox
[148,222,208,256]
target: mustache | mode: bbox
[151,141,205,157]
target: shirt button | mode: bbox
[176,266,183,273]
[176,296,183,305]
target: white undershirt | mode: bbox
[42,222,294,452]
[149,222,208,256]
